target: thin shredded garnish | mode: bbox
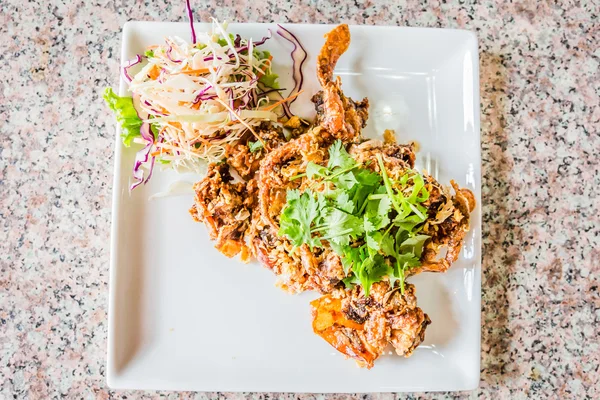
[124,19,285,172]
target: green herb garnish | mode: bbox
[216,33,236,47]
[248,140,264,153]
[278,140,430,295]
[258,73,280,89]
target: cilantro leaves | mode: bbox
[327,140,356,170]
[278,140,431,295]
[278,189,323,249]
[248,140,264,153]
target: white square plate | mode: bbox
[107,22,481,392]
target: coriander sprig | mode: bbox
[278,140,431,295]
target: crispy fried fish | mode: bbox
[314,24,369,140]
[311,282,430,368]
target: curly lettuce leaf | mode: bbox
[258,73,280,89]
[103,87,142,147]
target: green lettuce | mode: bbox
[103,87,142,147]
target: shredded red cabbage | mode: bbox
[203,55,224,62]
[269,89,293,119]
[122,55,142,83]
[193,84,214,103]
[205,31,272,61]
[254,31,273,47]
[259,87,286,96]
[232,31,272,54]
[276,24,307,106]
[248,89,258,108]
[132,93,150,121]
[144,153,157,183]
[130,123,155,191]
[142,99,166,115]
[139,120,154,143]
[166,44,183,63]
[240,91,251,107]
[185,0,196,44]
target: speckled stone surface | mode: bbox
[1,0,599,398]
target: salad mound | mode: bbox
[105,19,306,190]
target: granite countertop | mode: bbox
[2,0,599,398]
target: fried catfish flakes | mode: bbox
[189,122,287,259]
[223,121,289,180]
[189,163,258,261]
[311,282,431,369]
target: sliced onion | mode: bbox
[122,55,142,83]
[276,24,307,105]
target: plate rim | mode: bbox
[106,21,481,392]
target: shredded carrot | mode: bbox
[150,127,168,156]
[176,68,210,76]
[157,126,168,139]
[148,65,160,80]
[262,90,304,112]
[256,55,273,79]
[215,98,267,150]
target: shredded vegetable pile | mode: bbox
[105,16,306,190]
